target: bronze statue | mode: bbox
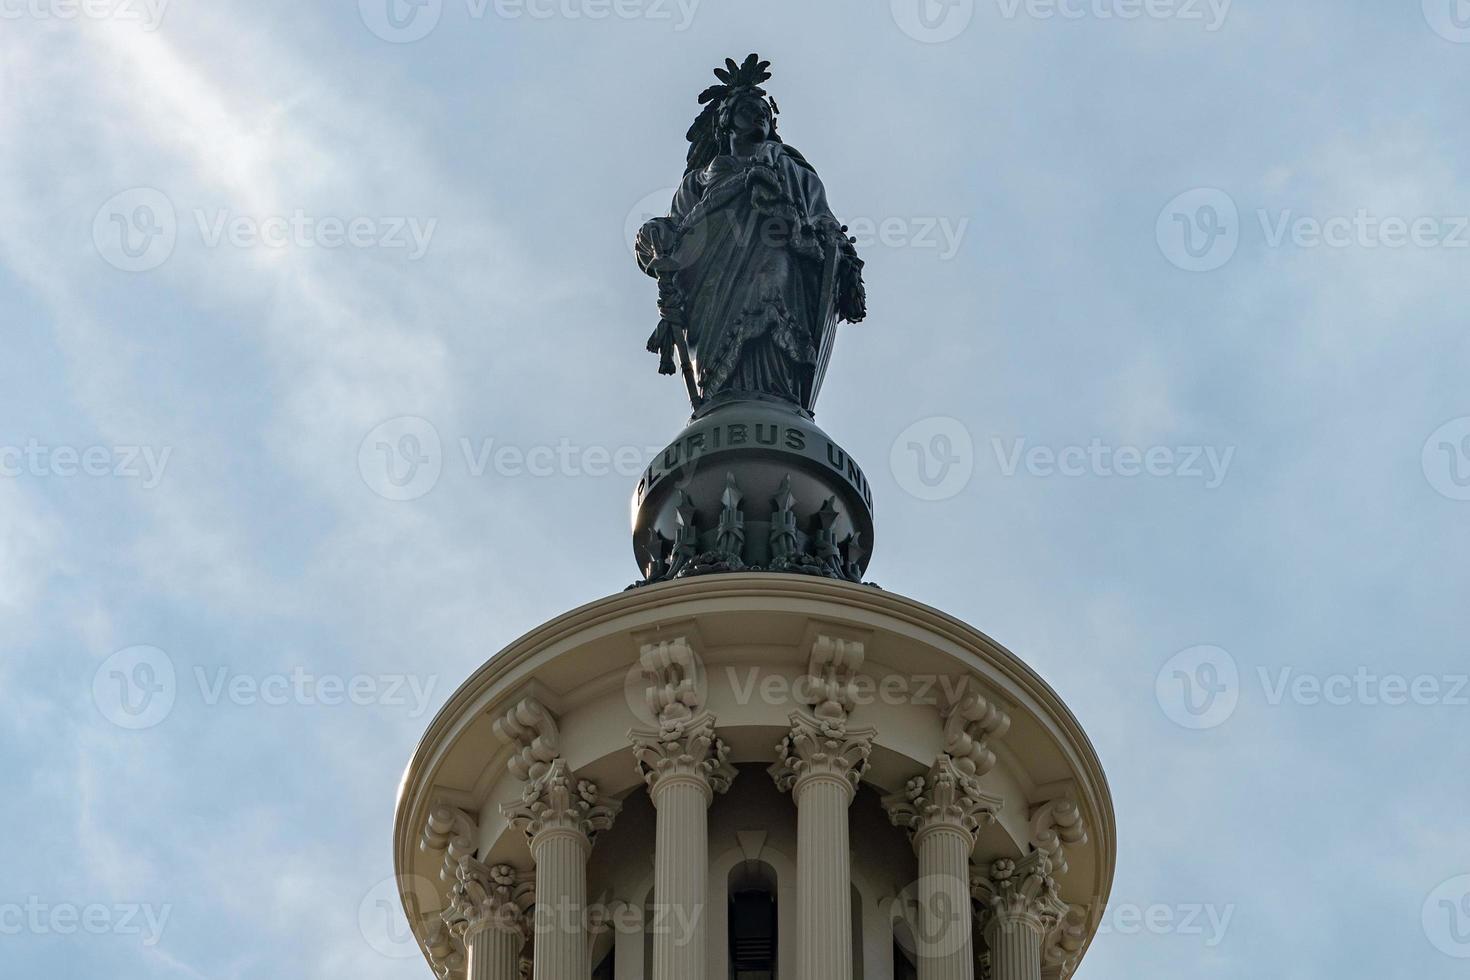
[629,55,876,587]
[636,54,866,415]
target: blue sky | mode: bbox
[3,1,1470,977]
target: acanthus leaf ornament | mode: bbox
[768,710,876,797]
[441,858,534,941]
[881,754,1004,846]
[971,851,1069,935]
[500,758,620,849]
[630,711,737,800]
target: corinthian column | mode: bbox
[883,755,1003,980]
[769,710,874,980]
[971,852,1067,980]
[501,758,620,980]
[632,712,736,980]
[443,858,534,980]
[767,634,875,980]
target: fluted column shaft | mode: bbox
[985,913,1045,980]
[883,755,1002,980]
[794,771,856,980]
[465,923,525,980]
[915,824,976,980]
[530,829,590,980]
[651,775,711,980]
[633,712,734,980]
[501,754,619,980]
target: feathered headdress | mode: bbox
[684,53,782,175]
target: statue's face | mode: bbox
[726,94,771,143]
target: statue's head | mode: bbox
[685,55,783,174]
[717,88,775,145]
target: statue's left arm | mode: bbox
[783,151,867,324]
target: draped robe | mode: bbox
[639,141,844,410]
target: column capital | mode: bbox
[501,758,620,852]
[769,710,875,801]
[631,711,736,802]
[881,754,1003,849]
[971,851,1068,937]
[442,857,535,941]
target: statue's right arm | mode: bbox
[635,174,703,276]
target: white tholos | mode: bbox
[396,575,1114,980]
